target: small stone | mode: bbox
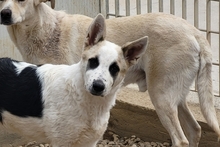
[163,142,171,147]
[128,139,135,145]
[44,144,50,147]
[118,142,124,146]
[138,142,145,147]
[134,137,141,143]
[108,141,115,145]
[97,144,104,147]
[151,142,157,147]
[25,141,37,147]
[113,134,119,142]
[156,142,164,147]
[101,139,109,145]
[144,142,152,147]
[131,144,137,147]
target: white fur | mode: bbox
[13,61,36,75]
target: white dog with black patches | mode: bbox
[0,14,148,147]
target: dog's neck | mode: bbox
[7,3,68,64]
[14,3,58,31]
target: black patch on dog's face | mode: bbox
[109,62,120,78]
[87,56,99,70]
[0,58,43,123]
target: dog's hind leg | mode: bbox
[149,93,189,147]
[178,101,201,147]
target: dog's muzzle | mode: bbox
[1,9,12,25]
[90,80,105,96]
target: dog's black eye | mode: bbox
[88,57,99,69]
[109,62,120,77]
[18,0,25,2]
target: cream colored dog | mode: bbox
[0,0,220,146]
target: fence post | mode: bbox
[99,0,108,18]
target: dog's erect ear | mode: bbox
[85,14,106,47]
[122,36,148,67]
[34,0,55,9]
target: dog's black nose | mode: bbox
[1,9,11,17]
[91,80,105,96]
[1,9,12,25]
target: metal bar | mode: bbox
[194,0,199,91]
[136,0,141,14]
[194,0,199,28]
[105,0,109,18]
[182,0,187,19]
[206,0,211,43]
[115,0,120,17]
[106,13,124,17]
[147,0,152,13]
[199,29,219,34]
[213,63,220,66]
[170,0,175,14]
[159,0,163,12]
[99,0,108,18]
[191,89,219,97]
[125,0,130,16]
[219,0,220,96]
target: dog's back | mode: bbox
[0,58,43,121]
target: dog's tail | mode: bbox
[197,37,220,139]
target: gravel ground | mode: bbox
[19,131,171,147]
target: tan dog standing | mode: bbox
[0,0,220,146]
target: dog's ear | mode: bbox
[85,14,106,47]
[122,36,148,67]
[35,0,55,9]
